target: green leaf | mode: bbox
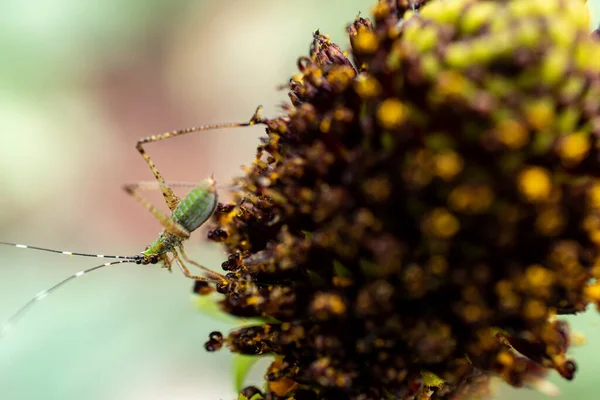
[333,259,353,278]
[193,294,239,324]
[359,258,379,277]
[424,132,456,151]
[301,230,314,240]
[380,131,395,151]
[306,269,326,285]
[233,354,264,392]
[421,369,445,387]
[194,294,277,326]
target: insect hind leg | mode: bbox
[135,106,264,212]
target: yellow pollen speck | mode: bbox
[524,299,547,320]
[371,3,389,20]
[462,2,497,34]
[246,296,262,306]
[535,207,564,236]
[332,276,352,288]
[496,351,514,367]
[565,0,591,29]
[427,208,460,238]
[495,280,513,296]
[353,28,378,54]
[428,256,448,275]
[572,331,587,346]
[437,71,471,98]
[329,296,346,314]
[354,74,382,98]
[558,132,591,165]
[413,26,438,52]
[328,66,355,90]
[584,282,600,302]
[435,151,463,181]
[583,214,599,232]
[312,293,347,316]
[517,166,552,202]
[463,304,483,322]
[268,378,298,397]
[496,119,529,149]
[377,98,406,129]
[591,230,600,246]
[291,73,304,84]
[525,264,555,288]
[541,49,569,84]
[449,185,494,214]
[524,99,555,130]
[319,116,332,133]
[500,293,521,311]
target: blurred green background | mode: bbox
[0,1,599,399]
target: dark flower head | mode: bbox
[203,0,600,398]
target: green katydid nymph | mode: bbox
[0,107,264,335]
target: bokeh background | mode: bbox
[0,1,599,399]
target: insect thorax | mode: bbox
[142,232,184,262]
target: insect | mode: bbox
[0,107,264,336]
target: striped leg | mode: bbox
[172,249,224,284]
[123,183,190,239]
[135,106,264,212]
[178,245,226,280]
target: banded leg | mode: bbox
[162,254,174,272]
[179,245,226,281]
[125,180,238,193]
[136,106,264,212]
[123,183,190,239]
[126,181,198,190]
[172,249,224,284]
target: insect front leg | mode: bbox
[171,248,224,284]
[178,245,226,281]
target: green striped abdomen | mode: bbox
[171,178,218,233]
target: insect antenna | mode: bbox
[0,259,137,337]
[0,241,140,260]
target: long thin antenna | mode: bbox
[0,259,136,337]
[0,242,138,260]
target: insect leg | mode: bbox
[163,254,173,272]
[124,180,241,193]
[123,183,190,239]
[178,245,226,280]
[171,248,225,284]
[135,106,264,212]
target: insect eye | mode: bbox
[150,255,159,264]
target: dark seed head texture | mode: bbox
[203,0,600,399]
